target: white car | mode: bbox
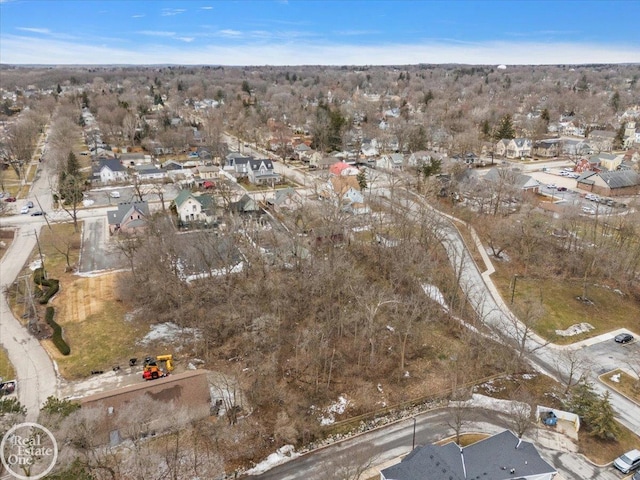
[614,449,640,473]
[110,191,121,198]
[20,205,29,214]
[582,206,595,214]
[546,184,557,189]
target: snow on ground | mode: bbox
[555,322,594,337]
[450,393,531,417]
[138,322,202,346]
[315,395,351,426]
[610,373,621,383]
[422,284,449,311]
[246,445,299,475]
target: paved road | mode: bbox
[0,134,59,420]
[252,408,621,480]
[78,216,125,273]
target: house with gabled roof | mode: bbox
[95,158,128,184]
[247,158,280,186]
[533,139,560,158]
[172,190,216,224]
[380,430,556,480]
[377,153,405,170]
[484,167,540,193]
[267,187,303,211]
[495,138,532,159]
[107,201,149,235]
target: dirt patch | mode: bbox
[51,273,115,324]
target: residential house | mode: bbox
[361,138,379,157]
[380,430,556,480]
[330,161,360,176]
[495,138,532,159]
[594,153,623,171]
[561,139,593,157]
[134,164,167,181]
[225,153,252,176]
[230,194,261,214]
[376,153,405,170]
[588,130,616,152]
[533,139,561,158]
[267,187,303,211]
[325,175,370,214]
[576,170,640,196]
[196,165,220,180]
[294,143,312,161]
[119,152,152,166]
[310,155,340,170]
[162,160,184,171]
[623,121,637,148]
[247,159,280,186]
[107,201,150,235]
[407,151,437,168]
[173,189,215,224]
[96,158,128,184]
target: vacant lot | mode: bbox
[492,267,640,344]
[0,347,16,380]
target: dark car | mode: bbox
[4,196,16,202]
[557,186,567,192]
[614,333,634,344]
[30,210,45,216]
[26,200,34,208]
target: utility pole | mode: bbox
[34,228,46,280]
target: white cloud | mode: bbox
[16,27,51,34]
[201,6,213,10]
[176,37,195,43]
[137,30,176,37]
[161,8,186,16]
[132,14,145,18]
[1,34,639,66]
[218,29,243,38]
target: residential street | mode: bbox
[252,408,622,480]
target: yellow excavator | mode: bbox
[142,354,174,380]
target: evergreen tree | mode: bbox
[587,391,620,441]
[541,108,550,124]
[610,91,620,112]
[614,124,625,150]
[421,157,442,178]
[356,170,367,191]
[495,114,515,140]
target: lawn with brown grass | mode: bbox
[48,273,149,379]
[0,347,16,380]
[579,422,640,465]
[599,369,640,404]
[492,267,640,344]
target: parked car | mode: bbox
[614,333,634,344]
[546,184,557,189]
[20,206,29,214]
[557,187,567,192]
[110,191,120,198]
[3,196,16,202]
[614,449,640,473]
[633,470,640,480]
[581,206,595,214]
[585,193,598,201]
[30,210,45,216]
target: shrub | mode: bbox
[45,307,70,355]
[33,268,60,304]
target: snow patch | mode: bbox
[422,284,449,311]
[246,445,299,475]
[317,395,350,425]
[138,322,202,346]
[450,393,530,417]
[555,323,594,337]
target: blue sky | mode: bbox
[1,0,639,65]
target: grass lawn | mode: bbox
[579,421,640,465]
[48,273,149,379]
[437,433,489,447]
[9,223,149,380]
[492,267,640,344]
[0,347,16,380]
[599,369,640,404]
